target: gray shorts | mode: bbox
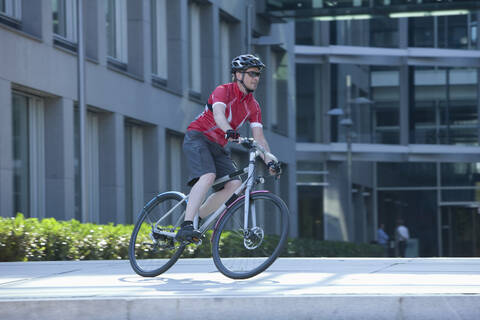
[183,130,238,189]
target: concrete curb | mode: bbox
[1,295,480,320]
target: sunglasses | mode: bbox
[243,71,261,78]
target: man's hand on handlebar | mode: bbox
[225,129,240,141]
[267,160,282,177]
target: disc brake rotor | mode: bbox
[244,227,264,250]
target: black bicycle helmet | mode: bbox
[231,54,266,74]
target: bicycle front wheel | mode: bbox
[212,192,289,279]
[129,192,186,277]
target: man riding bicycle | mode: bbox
[176,54,281,242]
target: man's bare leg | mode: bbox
[184,173,216,221]
[198,179,242,219]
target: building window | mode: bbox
[0,0,21,20]
[12,93,45,219]
[296,63,323,143]
[52,0,77,44]
[411,66,478,145]
[409,17,434,47]
[189,1,201,94]
[371,66,400,144]
[167,133,187,192]
[438,15,468,49]
[219,18,231,84]
[125,123,144,224]
[370,17,398,48]
[106,0,128,63]
[151,0,167,80]
[296,160,327,240]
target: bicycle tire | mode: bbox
[211,191,289,279]
[129,192,187,277]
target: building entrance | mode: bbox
[441,205,480,257]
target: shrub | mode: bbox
[0,214,383,262]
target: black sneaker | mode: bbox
[175,221,200,242]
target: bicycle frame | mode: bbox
[153,138,278,241]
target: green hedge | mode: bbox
[0,214,383,262]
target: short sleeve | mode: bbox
[210,85,229,105]
[249,100,263,128]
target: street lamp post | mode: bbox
[327,75,373,242]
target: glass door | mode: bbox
[441,205,479,257]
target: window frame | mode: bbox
[188,1,201,94]
[52,0,77,43]
[106,0,128,64]
[219,18,231,84]
[151,0,168,80]
[12,91,46,219]
[0,0,21,20]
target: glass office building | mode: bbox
[294,8,480,257]
[0,1,297,235]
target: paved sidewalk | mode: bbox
[1,258,480,319]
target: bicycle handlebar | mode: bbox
[235,137,279,163]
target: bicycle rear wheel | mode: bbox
[212,192,289,279]
[129,192,186,277]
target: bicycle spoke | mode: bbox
[212,192,289,279]
[129,193,187,277]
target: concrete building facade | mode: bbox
[0,1,298,236]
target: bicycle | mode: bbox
[128,137,289,279]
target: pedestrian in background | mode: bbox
[396,218,409,257]
[377,223,389,257]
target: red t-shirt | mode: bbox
[187,82,263,146]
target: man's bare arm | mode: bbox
[212,102,233,133]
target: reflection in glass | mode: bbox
[296,63,321,142]
[106,0,116,58]
[377,162,436,188]
[371,66,400,144]
[298,186,324,240]
[272,50,289,136]
[330,64,376,143]
[409,17,434,47]
[378,190,438,257]
[412,67,478,145]
[12,94,29,216]
[52,0,66,37]
[438,15,468,49]
[370,17,398,48]
[441,163,480,187]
